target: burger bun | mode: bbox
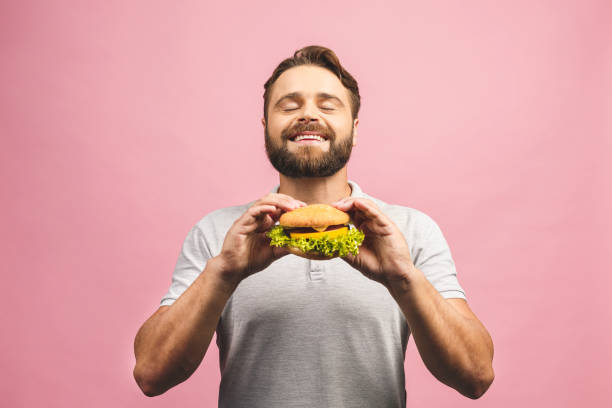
[280,203,350,228]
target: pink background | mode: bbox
[2,1,610,406]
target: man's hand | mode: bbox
[331,197,417,287]
[216,193,307,286]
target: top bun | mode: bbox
[279,203,350,228]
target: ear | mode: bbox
[352,118,359,146]
[261,118,266,128]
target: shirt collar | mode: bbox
[269,179,365,199]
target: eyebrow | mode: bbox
[273,92,345,107]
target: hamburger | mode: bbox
[266,203,365,260]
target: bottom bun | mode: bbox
[287,246,339,260]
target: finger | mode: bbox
[256,195,306,212]
[269,193,308,206]
[268,207,283,222]
[242,205,280,232]
[332,198,366,219]
[334,198,389,230]
[255,213,277,232]
[263,193,307,208]
[331,197,357,212]
[331,196,352,206]
[352,212,368,230]
[352,199,383,220]
[330,198,362,226]
[246,204,278,221]
[352,200,391,228]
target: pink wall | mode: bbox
[2,1,610,406]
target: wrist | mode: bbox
[384,264,424,297]
[207,256,242,293]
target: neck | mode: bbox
[277,167,352,205]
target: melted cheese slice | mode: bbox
[289,226,348,240]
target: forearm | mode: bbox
[133,256,237,396]
[386,267,494,399]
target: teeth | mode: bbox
[293,134,326,142]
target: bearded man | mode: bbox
[133,45,495,407]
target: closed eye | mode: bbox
[282,106,334,112]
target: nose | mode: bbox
[297,100,319,123]
[298,116,318,124]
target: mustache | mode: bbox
[282,123,333,139]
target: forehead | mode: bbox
[269,65,349,103]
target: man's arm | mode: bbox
[133,256,237,397]
[387,268,495,399]
[329,197,494,398]
[133,194,302,397]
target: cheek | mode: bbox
[268,117,292,136]
[329,116,352,133]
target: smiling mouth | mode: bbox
[289,133,329,142]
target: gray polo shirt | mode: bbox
[161,180,466,408]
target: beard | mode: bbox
[264,122,354,178]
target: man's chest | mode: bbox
[218,257,407,344]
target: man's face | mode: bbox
[263,65,359,178]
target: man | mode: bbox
[133,45,495,406]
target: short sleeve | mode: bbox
[160,223,213,306]
[414,216,467,300]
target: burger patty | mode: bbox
[283,224,347,235]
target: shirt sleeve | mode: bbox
[414,215,467,300]
[160,222,214,306]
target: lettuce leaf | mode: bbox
[266,225,365,257]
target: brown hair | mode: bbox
[263,45,360,121]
